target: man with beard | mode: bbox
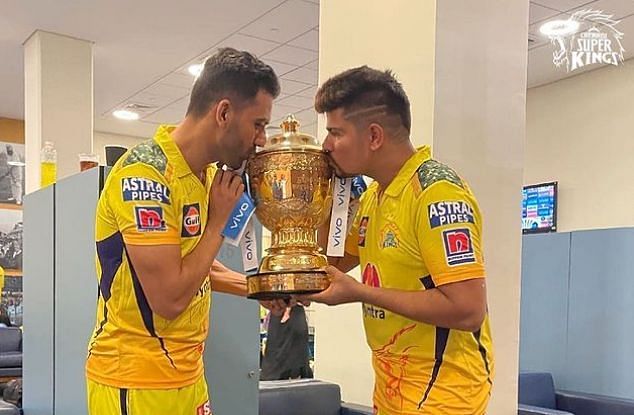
[86,48,281,415]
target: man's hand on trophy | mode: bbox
[259,299,289,316]
[260,298,312,316]
[295,266,363,306]
[209,170,244,229]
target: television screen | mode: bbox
[522,182,557,234]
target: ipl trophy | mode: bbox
[246,115,333,299]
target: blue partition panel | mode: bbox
[205,222,262,415]
[54,168,100,415]
[565,228,634,398]
[23,185,55,415]
[520,232,571,385]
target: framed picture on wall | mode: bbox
[0,205,22,325]
[0,207,22,271]
[0,141,25,205]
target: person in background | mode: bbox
[260,305,313,381]
[0,305,11,328]
[0,265,4,303]
[5,145,23,204]
[0,265,11,328]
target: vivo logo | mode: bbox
[332,217,343,247]
[230,202,250,229]
[351,176,366,198]
[243,229,254,260]
[336,178,347,206]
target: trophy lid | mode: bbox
[258,114,322,153]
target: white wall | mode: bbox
[433,2,528,413]
[24,31,93,192]
[526,59,634,232]
[93,130,146,164]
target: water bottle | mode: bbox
[40,141,57,187]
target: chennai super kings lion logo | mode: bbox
[547,10,625,72]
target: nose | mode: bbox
[322,135,333,152]
[254,131,266,147]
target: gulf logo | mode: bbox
[182,203,201,237]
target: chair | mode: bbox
[259,379,373,415]
[0,400,19,415]
[0,328,22,379]
[519,372,634,415]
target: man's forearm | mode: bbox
[210,260,247,296]
[171,222,227,310]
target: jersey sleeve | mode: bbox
[415,180,486,286]
[105,164,180,246]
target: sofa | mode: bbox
[0,328,21,379]
[259,379,373,415]
[519,372,634,415]
[0,400,19,415]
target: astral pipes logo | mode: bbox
[544,10,625,72]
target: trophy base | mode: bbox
[247,270,330,300]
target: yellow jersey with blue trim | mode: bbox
[344,146,494,415]
[86,125,216,389]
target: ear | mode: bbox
[214,99,232,127]
[367,123,385,151]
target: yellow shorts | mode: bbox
[87,376,211,415]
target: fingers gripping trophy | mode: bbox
[245,115,335,299]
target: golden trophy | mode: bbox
[246,115,333,299]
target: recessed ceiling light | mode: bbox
[113,109,140,121]
[188,63,203,77]
[540,19,580,37]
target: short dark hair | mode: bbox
[186,47,280,117]
[314,66,411,134]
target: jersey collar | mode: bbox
[384,146,432,198]
[154,125,198,179]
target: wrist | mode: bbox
[205,218,224,236]
[353,280,371,303]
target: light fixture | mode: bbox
[188,63,203,77]
[540,19,580,37]
[7,161,25,167]
[113,109,140,121]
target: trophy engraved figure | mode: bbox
[246,115,333,299]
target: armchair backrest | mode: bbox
[519,372,557,409]
[259,379,342,415]
[0,327,21,353]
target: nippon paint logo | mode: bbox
[542,10,625,72]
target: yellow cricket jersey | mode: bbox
[0,266,4,296]
[345,147,494,415]
[86,125,216,389]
